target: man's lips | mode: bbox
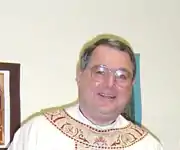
[98,93,116,99]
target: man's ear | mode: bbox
[75,62,82,84]
[76,71,82,84]
[132,78,135,86]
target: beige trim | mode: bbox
[43,108,148,149]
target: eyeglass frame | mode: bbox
[87,64,134,87]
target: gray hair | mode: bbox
[79,35,136,80]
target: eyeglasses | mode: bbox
[89,65,133,87]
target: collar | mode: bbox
[65,103,130,130]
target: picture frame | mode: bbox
[0,62,21,149]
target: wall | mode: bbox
[0,0,180,149]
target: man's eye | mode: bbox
[116,71,128,80]
[95,70,105,74]
[119,74,127,80]
[94,66,106,74]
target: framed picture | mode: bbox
[0,62,21,149]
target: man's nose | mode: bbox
[104,74,116,87]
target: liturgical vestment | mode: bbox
[8,103,163,150]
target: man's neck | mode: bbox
[78,106,116,127]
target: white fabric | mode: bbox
[65,103,129,130]
[8,104,163,150]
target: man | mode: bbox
[8,33,163,150]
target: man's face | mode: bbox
[76,45,134,120]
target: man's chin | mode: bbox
[97,107,117,116]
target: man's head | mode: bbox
[76,34,136,125]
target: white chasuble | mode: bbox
[8,104,163,150]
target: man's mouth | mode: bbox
[98,93,116,99]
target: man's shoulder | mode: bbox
[20,111,50,129]
[139,130,163,149]
[18,106,65,136]
[21,103,74,125]
[119,116,163,149]
[127,122,163,149]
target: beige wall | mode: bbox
[0,0,180,149]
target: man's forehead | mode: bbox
[90,46,132,63]
[87,46,133,74]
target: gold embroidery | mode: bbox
[43,109,148,149]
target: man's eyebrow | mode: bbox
[117,68,132,74]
